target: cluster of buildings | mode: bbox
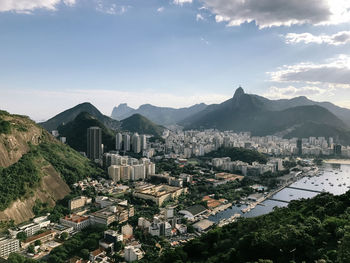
[73,177,130,195]
[0,215,55,259]
[138,206,187,238]
[162,129,349,158]
[211,157,284,176]
[60,197,135,229]
[86,126,151,163]
[105,153,156,182]
[115,132,147,154]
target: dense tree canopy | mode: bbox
[157,191,350,263]
[205,147,267,164]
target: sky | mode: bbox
[1,0,350,121]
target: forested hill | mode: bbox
[0,110,104,224]
[158,191,350,263]
[205,147,268,164]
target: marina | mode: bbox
[209,163,350,224]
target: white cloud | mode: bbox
[200,37,209,45]
[157,7,164,12]
[63,0,76,7]
[285,31,350,46]
[196,13,204,21]
[0,88,230,121]
[0,0,75,13]
[95,0,129,15]
[263,86,331,99]
[268,55,350,87]
[173,0,193,6]
[200,0,350,28]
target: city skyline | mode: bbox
[1,0,350,120]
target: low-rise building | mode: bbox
[178,205,207,220]
[133,184,187,206]
[22,230,56,249]
[69,196,92,211]
[192,219,214,232]
[124,245,144,262]
[60,214,90,231]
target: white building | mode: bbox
[0,238,19,259]
[132,133,141,153]
[124,246,144,262]
[123,134,131,152]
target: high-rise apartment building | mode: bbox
[87,127,102,161]
[132,133,141,153]
[296,139,302,156]
[116,133,123,150]
[123,134,131,152]
[140,135,147,150]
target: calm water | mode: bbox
[209,163,350,223]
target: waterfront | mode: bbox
[209,163,350,223]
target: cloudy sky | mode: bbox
[1,0,350,121]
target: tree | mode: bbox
[27,244,35,254]
[16,232,27,241]
[34,240,41,246]
[80,248,89,260]
[338,231,350,262]
[60,232,69,241]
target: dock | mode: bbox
[267,198,290,203]
[286,186,323,193]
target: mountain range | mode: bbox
[40,102,120,131]
[181,87,350,144]
[40,87,350,145]
[39,103,165,152]
[111,103,207,126]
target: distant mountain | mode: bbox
[238,93,350,126]
[57,112,116,153]
[112,103,134,120]
[182,87,350,143]
[111,103,207,126]
[282,121,350,145]
[120,114,165,137]
[40,102,120,131]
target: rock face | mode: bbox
[0,114,45,168]
[0,112,71,224]
[0,165,70,224]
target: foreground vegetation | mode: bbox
[159,191,350,263]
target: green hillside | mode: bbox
[40,102,120,131]
[120,113,164,136]
[205,147,267,164]
[57,112,116,153]
[0,111,104,213]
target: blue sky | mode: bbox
[1,0,350,121]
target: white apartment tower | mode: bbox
[132,133,141,153]
[123,134,131,152]
[116,133,123,150]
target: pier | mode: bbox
[267,198,290,203]
[286,186,324,193]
